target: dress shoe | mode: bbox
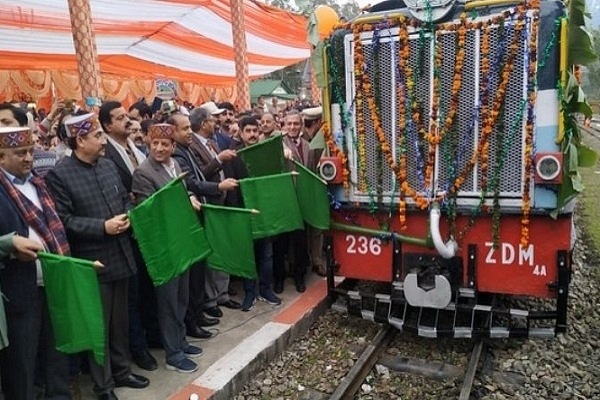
[132,350,158,371]
[186,325,213,339]
[114,373,149,389]
[97,391,118,400]
[198,315,219,327]
[274,281,284,294]
[219,299,242,309]
[204,306,223,318]
[295,280,306,293]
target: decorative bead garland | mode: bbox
[338,0,541,247]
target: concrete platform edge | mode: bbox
[169,279,333,400]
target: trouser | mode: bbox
[273,230,308,284]
[137,262,161,347]
[0,287,70,400]
[155,271,190,365]
[307,227,326,273]
[89,279,131,395]
[203,269,230,309]
[245,237,274,296]
[185,262,207,328]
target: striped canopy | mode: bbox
[0,0,311,85]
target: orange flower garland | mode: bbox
[345,0,540,239]
[449,12,527,197]
[521,9,539,249]
[322,121,350,193]
[353,24,369,193]
[397,17,410,229]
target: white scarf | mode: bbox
[106,135,146,174]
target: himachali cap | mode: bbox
[200,101,225,115]
[148,123,175,140]
[302,106,323,121]
[0,127,34,149]
[64,113,102,138]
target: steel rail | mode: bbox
[329,326,396,400]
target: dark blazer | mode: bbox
[213,130,232,152]
[172,143,221,201]
[0,182,38,313]
[225,141,248,208]
[45,154,136,283]
[104,141,134,193]
[132,157,182,204]
[189,135,223,183]
[282,135,310,166]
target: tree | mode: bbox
[582,29,600,103]
[262,0,362,96]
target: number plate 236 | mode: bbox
[345,235,383,256]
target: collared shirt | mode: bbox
[161,158,177,179]
[194,133,221,163]
[3,169,33,185]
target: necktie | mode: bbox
[125,147,138,168]
[204,141,219,159]
[295,138,304,161]
[204,140,225,181]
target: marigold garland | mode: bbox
[345,0,541,241]
[322,121,350,193]
[521,10,540,249]
[397,17,410,229]
[353,24,369,193]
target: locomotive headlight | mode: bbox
[403,0,456,22]
[319,160,338,181]
[536,155,561,180]
[534,153,563,184]
[318,157,344,184]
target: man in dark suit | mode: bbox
[98,101,157,372]
[301,106,327,277]
[200,101,232,151]
[0,124,71,400]
[275,110,310,293]
[131,123,203,373]
[188,107,241,317]
[167,112,238,337]
[45,113,149,400]
[227,116,282,311]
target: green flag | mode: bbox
[293,161,331,230]
[129,178,211,286]
[39,252,105,365]
[202,204,257,279]
[237,135,285,177]
[240,172,304,239]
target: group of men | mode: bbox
[0,97,326,400]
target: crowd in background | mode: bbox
[0,93,326,400]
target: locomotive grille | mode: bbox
[345,15,531,206]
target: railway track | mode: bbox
[580,122,600,140]
[327,325,489,400]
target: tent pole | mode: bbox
[230,0,250,111]
[309,49,321,104]
[67,0,102,106]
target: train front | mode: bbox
[317,0,582,338]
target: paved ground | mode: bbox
[76,273,330,400]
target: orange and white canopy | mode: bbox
[0,0,310,85]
